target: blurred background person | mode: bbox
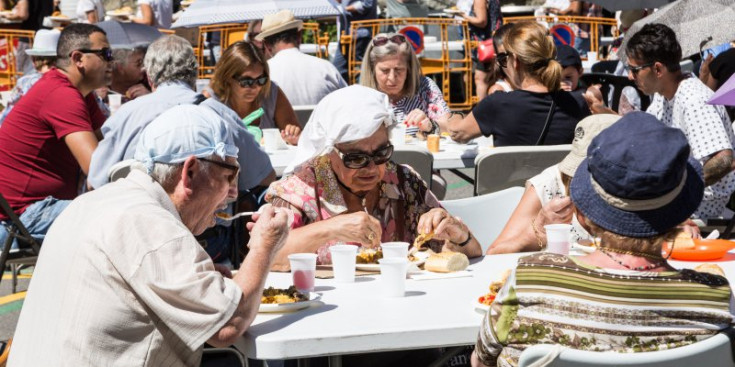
[332,0,378,82]
[458,0,502,100]
[130,0,172,29]
[109,46,151,100]
[556,44,584,92]
[75,0,104,23]
[0,0,54,74]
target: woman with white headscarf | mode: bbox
[266,86,482,270]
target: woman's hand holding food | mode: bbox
[330,211,382,248]
[281,124,301,145]
[405,109,431,131]
[418,208,470,245]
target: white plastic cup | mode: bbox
[108,93,122,114]
[390,124,407,146]
[378,258,409,297]
[381,242,409,259]
[262,128,287,151]
[544,224,572,255]
[288,253,317,294]
[195,79,210,94]
[329,244,358,283]
[587,51,598,63]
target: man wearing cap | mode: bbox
[556,44,584,93]
[587,23,735,219]
[0,23,110,247]
[258,10,346,106]
[9,104,290,366]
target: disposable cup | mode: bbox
[381,242,409,259]
[390,124,407,146]
[288,253,317,294]
[329,244,358,283]
[378,258,409,297]
[108,93,122,114]
[587,51,598,63]
[195,79,210,94]
[262,128,287,151]
[427,134,440,153]
[544,224,572,255]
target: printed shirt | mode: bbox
[476,253,734,367]
[392,76,450,136]
[646,76,735,218]
[266,156,442,264]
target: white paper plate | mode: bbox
[258,293,321,313]
[571,242,596,254]
[106,10,132,17]
[443,8,463,14]
[474,301,498,315]
[356,259,425,272]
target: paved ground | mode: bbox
[0,169,476,344]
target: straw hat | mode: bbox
[25,29,61,57]
[254,9,303,41]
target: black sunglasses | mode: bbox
[199,158,240,184]
[234,74,268,88]
[71,47,113,62]
[372,34,406,47]
[335,144,394,169]
[627,62,654,76]
[496,52,510,68]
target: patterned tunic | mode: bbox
[476,253,734,367]
[266,156,442,264]
[0,72,42,126]
[392,77,450,136]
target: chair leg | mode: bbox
[11,263,17,294]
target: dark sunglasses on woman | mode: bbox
[234,75,268,88]
[496,52,510,68]
[335,144,394,169]
[372,34,406,47]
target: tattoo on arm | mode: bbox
[703,152,733,186]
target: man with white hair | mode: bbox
[9,105,290,366]
[258,9,346,106]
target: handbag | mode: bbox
[477,38,495,63]
[535,94,557,145]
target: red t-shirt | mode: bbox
[0,69,105,220]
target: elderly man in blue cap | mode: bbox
[9,105,289,366]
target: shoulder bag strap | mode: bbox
[535,93,557,146]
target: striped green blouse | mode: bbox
[475,253,734,367]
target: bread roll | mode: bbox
[674,231,696,249]
[695,264,726,277]
[425,251,469,273]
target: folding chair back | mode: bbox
[392,146,433,189]
[474,145,571,196]
[0,193,40,293]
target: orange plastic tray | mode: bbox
[663,239,735,261]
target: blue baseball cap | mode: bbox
[570,112,704,237]
[134,104,239,173]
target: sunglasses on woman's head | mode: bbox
[372,34,406,47]
[335,144,394,169]
[234,74,268,88]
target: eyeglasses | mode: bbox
[626,62,654,76]
[496,52,510,68]
[71,47,113,62]
[198,158,240,184]
[233,74,268,88]
[372,34,406,47]
[335,144,394,169]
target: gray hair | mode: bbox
[360,33,422,98]
[112,45,147,67]
[148,157,214,193]
[144,35,198,89]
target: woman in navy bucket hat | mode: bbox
[472,112,733,367]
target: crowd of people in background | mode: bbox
[0,2,734,367]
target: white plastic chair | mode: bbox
[441,187,525,253]
[107,159,140,183]
[518,331,735,367]
[474,145,571,196]
[292,104,316,129]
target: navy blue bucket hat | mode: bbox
[570,112,704,237]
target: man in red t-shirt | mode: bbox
[0,23,110,245]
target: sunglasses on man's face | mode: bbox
[71,47,113,62]
[335,144,394,169]
[234,75,268,88]
[372,34,406,47]
[626,62,654,77]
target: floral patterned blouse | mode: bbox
[265,155,442,264]
[393,77,451,136]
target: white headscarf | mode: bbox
[285,85,395,174]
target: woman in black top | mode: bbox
[448,21,590,146]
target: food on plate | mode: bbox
[694,264,726,277]
[261,286,307,304]
[673,231,696,249]
[110,6,133,15]
[478,269,511,306]
[356,248,383,264]
[413,231,434,250]
[424,251,469,273]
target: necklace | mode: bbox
[598,248,663,271]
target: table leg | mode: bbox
[449,169,475,185]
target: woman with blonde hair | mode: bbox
[447,21,589,146]
[208,41,301,145]
[360,33,461,137]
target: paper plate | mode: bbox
[663,239,735,261]
[106,10,132,17]
[356,259,425,272]
[443,8,463,14]
[258,293,321,313]
[473,301,498,315]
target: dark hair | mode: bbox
[56,23,106,68]
[492,23,513,54]
[625,23,682,72]
[263,28,301,48]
